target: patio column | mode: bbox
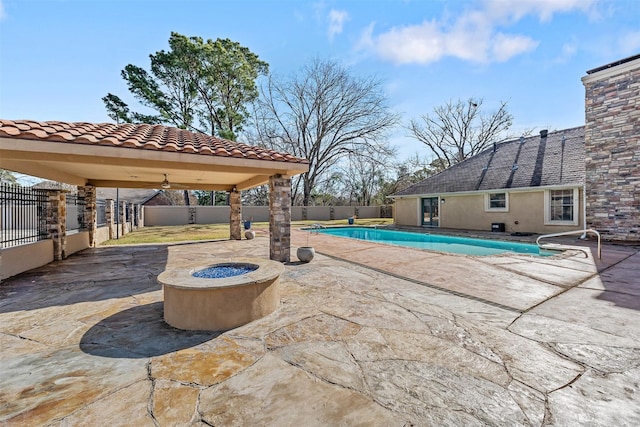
[230,189,242,240]
[78,185,97,247]
[46,190,66,261]
[269,174,291,262]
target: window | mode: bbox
[544,188,579,225]
[485,192,508,212]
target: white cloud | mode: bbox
[358,0,596,65]
[619,31,640,56]
[372,20,444,64]
[328,9,349,41]
[491,33,539,62]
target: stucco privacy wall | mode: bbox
[66,231,90,256]
[583,56,640,241]
[0,239,53,281]
[94,226,110,245]
[143,205,383,226]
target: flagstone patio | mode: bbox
[1,232,639,426]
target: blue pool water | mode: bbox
[192,263,258,278]
[313,227,553,257]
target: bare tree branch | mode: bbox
[253,58,399,205]
[408,98,513,169]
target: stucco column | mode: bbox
[78,185,97,247]
[105,199,115,240]
[47,190,66,261]
[229,189,242,240]
[269,174,291,262]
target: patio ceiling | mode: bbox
[0,120,309,191]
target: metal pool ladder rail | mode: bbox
[536,229,601,259]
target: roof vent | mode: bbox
[540,129,548,138]
[519,136,525,144]
[512,164,518,171]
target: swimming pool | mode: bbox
[312,227,554,257]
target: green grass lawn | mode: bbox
[101,218,394,245]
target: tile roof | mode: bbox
[394,127,585,196]
[0,119,309,164]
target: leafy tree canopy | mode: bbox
[104,32,268,140]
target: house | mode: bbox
[392,127,586,235]
[392,54,640,241]
[96,188,184,206]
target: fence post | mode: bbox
[138,204,144,227]
[105,199,115,239]
[119,201,127,236]
[47,190,67,260]
[78,185,97,247]
[128,203,134,231]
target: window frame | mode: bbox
[484,192,509,212]
[544,188,579,226]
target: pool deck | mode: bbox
[1,229,639,425]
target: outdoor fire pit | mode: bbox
[157,257,283,331]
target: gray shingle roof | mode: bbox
[394,127,585,196]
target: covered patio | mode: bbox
[0,119,309,264]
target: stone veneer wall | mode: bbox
[229,190,242,240]
[78,185,97,247]
[269,175,292,262]
[583,57,640,241]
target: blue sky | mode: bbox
[1,0,639,161]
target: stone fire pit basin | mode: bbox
[158,257,284,331]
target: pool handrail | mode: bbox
[536,228,601,259]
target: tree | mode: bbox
[0,169,18,185]
[340,148,393,206]
[193,190,228,206]
[253,58,399,206]
[408,98,513,169]
[104,32,268,139]
[375,154,439,205]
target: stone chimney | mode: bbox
[582,54,640,241]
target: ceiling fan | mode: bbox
[136,173,190,190]
[161,173,171,189]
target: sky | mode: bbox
[1,0,639,164]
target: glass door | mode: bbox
[422,197,439,227]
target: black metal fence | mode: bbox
[96,199,107,227]
[0,183,49,248]
[66,194,86,232]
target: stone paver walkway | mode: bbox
[1,233,639,426]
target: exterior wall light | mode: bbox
[440,198,445,204]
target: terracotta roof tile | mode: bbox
[0,119,309,165]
